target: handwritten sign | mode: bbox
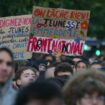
[13,52,32,60]
[31,6,90,40]
[27,37,84,56]
[0,15,32,60]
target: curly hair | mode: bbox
[63,69,105,105]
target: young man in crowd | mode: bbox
[14,66,39,88]
[75,60,88,72]
[54,62,73,77]
[0,47,17,105]
[63,69,105,105]
[14,80,64,105]
[47,62,73,88]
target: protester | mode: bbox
[54,62,73,77]
[0,47,17,105]
[45,67,55,79]
[75,60,88,72]
[91,62,102,70]
[43,54,55,67]
[14,66,39,88]
[14,80,64,105]
[63,69,105,105]
[47,62,73,88]
[28,53,46,69]
[72,56,82,64]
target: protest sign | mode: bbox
[14,52,32,60]
[27,37,84,56]
[0,15,32,60]
[31,6,90,40]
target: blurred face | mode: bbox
[78,92,105,105]
[46,56,53,66]
[91,64,102,70]
[18,69,37,87]
[76,62,87,71]
[48,98,64,105]
[57,72,72,77]
[0,51,13,84]
[45,67,55,78]
[26,98,63,105]
[26,100,46,105]
[39,64,46,71]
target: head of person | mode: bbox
[45,62,61,79]
[72,56,82,64]
[75,60,88,72]
[14,80,64,105]
[91,62,102,70]
[63,69,105,105]
[15,66,39,88]
[44,54,55,67]
[61,57,75,68]
[45,67,55,79]
[0,47,14,84]
[54,62,73,77]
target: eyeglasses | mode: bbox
[0,59,13,67]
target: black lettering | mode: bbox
[44,19,50,25]
[25,26,29,32]
[36,39,42,50]
[49,19,53,27]
[76,21,80,29]
[62,44,68,53]
[8,27,15,33]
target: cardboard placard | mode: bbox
[27,37,84,56]
[0,15,32,60]
[31,6,90,40]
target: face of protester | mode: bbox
[78,92,105,105]
[76,62,87,71]
[26,100,46,105]
[57,72,72,77]
[45,56,53,66]
[0,51,13,84]
[18,69,36,87]
[48,98,64,105]
[91,64,102,70]
[25,98,63,105]
[45,67,55,78]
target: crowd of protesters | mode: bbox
[0,47,105,105]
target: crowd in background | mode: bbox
[0,47,105,105]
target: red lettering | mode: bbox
[36,38,42,51]
[0,19,4,28]
[78,42,84,55]
[49,9,59,18]
[52,40,58,52]
[57,40,63,51]
[47,38,52,52]
[46,9,51,17]
[17,18,22,26]
[73,43,79,55]
[42,38,48,52]
[70,11,89,19]
[70,11,74,19]
[27,37,37,51]
[59,10,68,18]
[68,41,75,54]
[60,40,66,52]
[23,18,29,25]
[73,42,84,55]
[34,8,46,17]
